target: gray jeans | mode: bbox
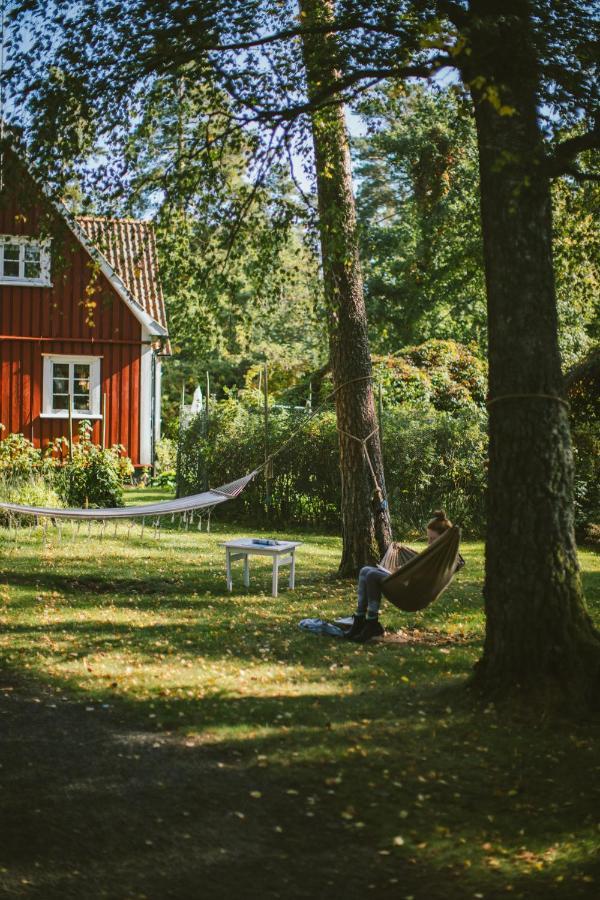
[356,565,389,618]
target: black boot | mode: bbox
[352,617,385,643]
[344,614,366,639]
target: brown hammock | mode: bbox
[381,526,462,612]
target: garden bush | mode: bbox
[302,340,487,411]
[0,426,49,480]
[0,475,63,526]
[155,437,177,474]
[572,421,600,532]
[178,399,341,527]
[151,437,177,490]
[51,422,134,509]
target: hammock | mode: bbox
[0,472,256,521]
[381,526,462,612]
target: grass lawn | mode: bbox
[1,487,599,899]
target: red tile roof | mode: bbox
[76,216,171,353]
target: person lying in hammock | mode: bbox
[345,509,464,643]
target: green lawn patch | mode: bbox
[0,494,599,899]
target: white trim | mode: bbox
[154,357,162,445]
[40,413,103,420]
[42,354,101,418]
[0,235,52,287]
[139,327,153,466]
[41,352,104,358]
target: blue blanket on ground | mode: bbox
[298,618,345,638]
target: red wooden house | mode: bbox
[0,146,170,467]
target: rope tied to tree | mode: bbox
[486,393,571,412]
[256,373,377,474]
[337,425,388,512]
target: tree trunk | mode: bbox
[299,0,392,574]
[463,0,600,708]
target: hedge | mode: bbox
[178,399,489,536]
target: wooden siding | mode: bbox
[0,152,145,464]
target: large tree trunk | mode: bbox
[463,0,600,708]
[299,0,392,574]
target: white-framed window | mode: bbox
[41,355,102,418]
[0,235,52,286]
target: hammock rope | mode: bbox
[337,425,385,502]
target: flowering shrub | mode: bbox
[0,426,49,480]
[51,422,134,508]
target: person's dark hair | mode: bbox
[427,509,452,534]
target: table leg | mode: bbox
[226,549,232,592]
[243,554,250,588]
[272,556,280,597]
[289,550,296,589]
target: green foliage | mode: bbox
[152,438,177,490]
[572,422,600,530]
[52,422,134,509]
[0,475,63,526]
[373,340,487,410]
[552,171,600,366]
[0,427,48,481]
[356,84,599,366]
[176,340,598,535]
[381,406,488,536]
[179,399,341,528]
[118,76,326,435]
[154,437,178,475]
[355,83,487,350]
[178,393,488,535]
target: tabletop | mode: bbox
[220,539,302,554]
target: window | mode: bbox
[42,355,101,418]
[0,235,51,286]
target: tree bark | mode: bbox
[462,0,600,708]
[299,0,392,574]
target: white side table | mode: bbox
[220,539,302,597]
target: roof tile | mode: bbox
[76,216,171,353]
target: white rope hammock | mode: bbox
[0,472,257,521]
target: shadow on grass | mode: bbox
[1,667,599,900]
[1,535,599,898]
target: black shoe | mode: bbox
[344,614,366,639]
[352,618,385,643]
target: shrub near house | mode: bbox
[0,422,134,513]
[51,423,134,508]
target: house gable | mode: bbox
[0,147,168,466]
[0,149,141,343]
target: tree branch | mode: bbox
[434,0,471,28]
[198,20,425,53]
[546,124,600,177]
[219,58,451,126]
